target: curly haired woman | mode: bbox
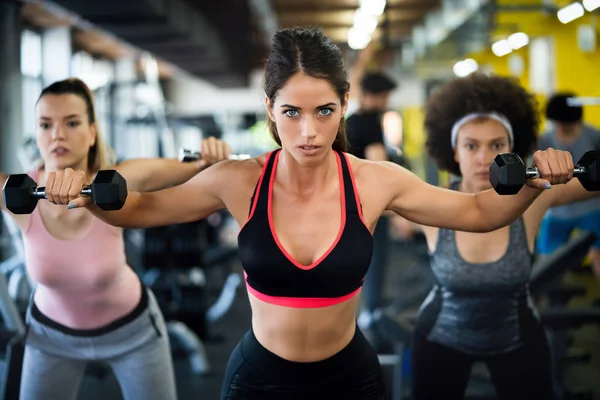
[411,73,600,400]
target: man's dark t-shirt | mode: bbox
[345,111,385,159]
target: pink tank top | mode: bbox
[22,169,128,289]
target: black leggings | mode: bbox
[220,326,386,400]
[411,329,556,400]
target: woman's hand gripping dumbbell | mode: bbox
[179,149,251,162]
[2,169,127,214]
[490,149,600,194]
[179,136,250,167]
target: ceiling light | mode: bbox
[557,2,585,24]
[348,27,371,50]
[453,58,478,77]
[492,39,512,57]
[508,32,529,50]
[359,0,386,17]
[354,9,378,34]
[583,0,600,11]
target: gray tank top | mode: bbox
[416,185,539,355]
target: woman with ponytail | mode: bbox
[0,78,231,399]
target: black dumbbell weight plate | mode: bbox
[90,170,128,211]
[576,151,600,191]
[490,153,527,195]
[2,174,39,214]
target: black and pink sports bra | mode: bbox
[237,149,374,308]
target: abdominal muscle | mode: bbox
[249,293,360,362]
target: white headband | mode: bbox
[450,112,514,150]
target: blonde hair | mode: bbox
[36,78,116,171]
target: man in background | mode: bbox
[536,92,600,282]
[346,72,397,162]
[346,68,398,343]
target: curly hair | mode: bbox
[424,73,539,176]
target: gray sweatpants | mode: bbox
[20,289,177,400]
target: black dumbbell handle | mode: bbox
[30,186,92,199]
[525,166,587,179]
[178,148,251,162]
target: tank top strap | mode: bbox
[434,224,458,254]
[509,216,526,242]
[433,178,462,252]
[509,216,534,261]
[26,168,40,183]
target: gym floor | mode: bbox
[73,239,600,400]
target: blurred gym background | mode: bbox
[1,0,600,399]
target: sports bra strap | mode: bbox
[252,149,280,213]
[250,149,361,215]
[337,151,359,214]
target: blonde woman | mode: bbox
[0,78,231,400]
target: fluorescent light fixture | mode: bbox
[348,27,371,50]
[359,0,386,17]
[463,58,478,72]
[583,0,600,11]
[79,72,109,91]
[557,2,585,24]
[491,39,512,57]
[354,9,378,34]
[453,58,478,77]
[508,32,529,50]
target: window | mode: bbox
[72,51,115,146]
[20,29,43,138]
[21,30,42,78]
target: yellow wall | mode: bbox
[552,16,600,127]
[466,1,600,128]
[468,46,530,89]
[401,106,427,179]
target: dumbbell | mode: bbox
[2,170,128,214]
[178,148,251,162]
[490,151,600,195]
